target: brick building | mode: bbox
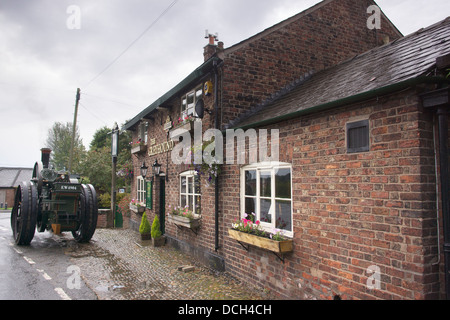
[0,167,33,209]
[124,0,450,299]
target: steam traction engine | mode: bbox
[11,148,98,245]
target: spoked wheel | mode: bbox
[11,181,38,246]
[72,184,98,243]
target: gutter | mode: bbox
[231,76,448,131]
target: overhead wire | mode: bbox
[84,0,180,89]
[79,102,109,126]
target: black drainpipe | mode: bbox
[213,59,220,252]
[437,106,450,300]
[422,86,450,299]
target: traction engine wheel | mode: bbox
[72,184,98,243]
[11,181,38,246]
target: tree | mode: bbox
[46,122,86,172]
[82,147,112,193]
[89,125,132,154]
[79,124,132,194]
[89,126,111,150]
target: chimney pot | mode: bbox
[41,148,52,169]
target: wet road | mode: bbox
[0,210,97,300]
[1,210,276,301]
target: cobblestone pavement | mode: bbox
[63,228,277,300]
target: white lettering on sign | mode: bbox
[61,185,78,191]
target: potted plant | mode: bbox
[151,215,165,247]
[139,212,151,241]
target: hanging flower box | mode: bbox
[131,144,147,155]
[228,229,293,254]
[168,214,201,230]
[178,121,195,133]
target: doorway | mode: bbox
[159,176,165,235]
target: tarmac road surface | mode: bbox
[0,210,97,300]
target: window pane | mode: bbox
[245,197,256,216]
[260,199,272,223]
[245,170,256,196]
[182,97,187,112]
[188,195,193,210]
[275,168,291,199]
[188,177,193,194]
[187,92,195,107]
[260,171,271,198]
[194,175,201,194]
[196,88,203,100]
[181,177,186,194]
[275,200,292,232]
[181,195,187,208]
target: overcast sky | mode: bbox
[1,0,449,168]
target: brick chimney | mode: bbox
[204,31,220,61]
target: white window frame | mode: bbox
[138,122,149,145]
[180,170,201,216]
[137,176,146,205]
[181,86,203,119]
[240,162,293,238]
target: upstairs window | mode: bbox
[181,87,203,119]
[138,122,149,145]
[347,120,369,153]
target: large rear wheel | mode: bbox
[11,181,38,246]
[72,184,98,243]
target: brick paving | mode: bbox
[64,228,276,300]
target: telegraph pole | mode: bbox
[69,88,81,173]
[110,123,119,228]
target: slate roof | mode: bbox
[229,17,450,130]
[0,168,33,188]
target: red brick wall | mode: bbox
[220,0,401,127]
[221,89,443,300]
[129,77,219,253]
[125,0,421,300]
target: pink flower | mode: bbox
[256,220,260,225]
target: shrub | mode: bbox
[98,193,111,209]
[151,215,162,239]
[139,212,151,235]
[117,193,131,216]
